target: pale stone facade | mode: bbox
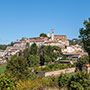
[62,44,83,54]
[36,68,75,77]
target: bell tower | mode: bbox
[51,28,54,41]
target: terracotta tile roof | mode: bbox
[54,35,66,37]
[29,37,45,40]
[33,40,44,42]
[44,41,58,43]
[13,41,21,44]
[20,39,26,43]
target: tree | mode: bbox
[30,43,38,55]
[68,71,90,90]
[10,42,14,46]
[39,46,61,65]
[23,47,30,58]
[0,74,16,90]
[40,33,47,37]
[76,55,89,71]
[28,55,40,67]
[21,37,26,40]
[58,74,69,89]
[0,44,7,50]
[6,56,29,80]
[79,18,90,63]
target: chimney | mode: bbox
[47,32,50,37]
[51,29,54,41]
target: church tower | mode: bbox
[47,32,50,37]
[51,29,54,41]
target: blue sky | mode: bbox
[0,0,90,44]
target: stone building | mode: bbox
[27,29,69,48]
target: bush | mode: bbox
[16,80,41,90]
[58,74,69,89]
[41,76,58,88]
[0,64,6,74]
[76,55,89,71]
[0,74,16,90]
[38,63,75,72]
[6,56,29,80]
[68,71,90,90]
[28,55,40,67]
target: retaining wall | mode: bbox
[36,68,75,77]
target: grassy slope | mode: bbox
[0,64,6,73]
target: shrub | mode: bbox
[68,71,90,90]
[28,55,40,67]
[41,76,58,88]
[58,74,69,89]
[16,80,41,90]
[0,74,16,90]
[76,55,89,71]
[6,56,29,80]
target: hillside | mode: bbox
[69,39,83,48]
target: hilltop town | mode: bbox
[0,29,87,64]
[1,0,90,89]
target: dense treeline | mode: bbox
[0,45,7,50]
[0,43,76,89]
[0,43,89,89]
[5,44,62,80]
[0,42,87,90]
[19,43,62,66]
[0,42,14,50]
[1,70,90,90]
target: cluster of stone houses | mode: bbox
[0,46,20,63]
[0,29,87,64]
[13,29,69,49]
[61,44,87,62]
[62,45,83,54]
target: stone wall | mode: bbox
[36,68,75,77]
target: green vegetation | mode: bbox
[21,44,61,66]
[0,74,16,90]
[34,63,76,72]
[6,56,30,80]
[28,55,40,67]
[40,33,47,37]
[0,45,7,50]
[69,39,83,47]
[0,42,14,50]
[68,71,90,90]
[79,18,90,63]
[76,55,89,71]
[58,74,69,89]
[0,64,6,73]
[39,45,61,65]
[1,43,75,89]
[1,17,90,90]
[16,80,40,90]
[30,43,38,55]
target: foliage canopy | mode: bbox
[6,56,29,80]
[40,33,47,37]
[79,18,90,63]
